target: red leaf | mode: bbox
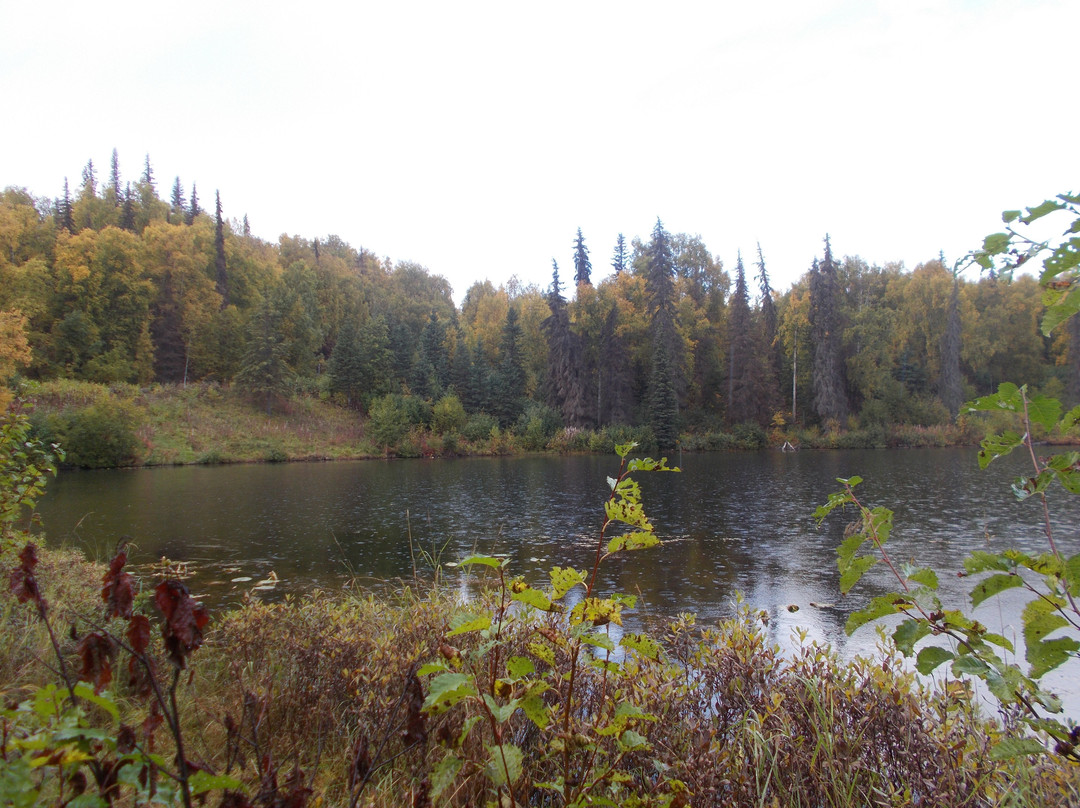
[102,550,134,619]
[10,543,42,609]
[143,702,164,741]
[127,614,151,655]
[77,632,114,693]
[154,580,209,667]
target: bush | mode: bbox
[731,421,767,449]
[462,412,498,444]
[57,401,142,468]
[431,393,467,435]
[515,402,562,451]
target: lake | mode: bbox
[34,447,1080,710]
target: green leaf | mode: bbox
[620,633,662,661]
[906,567,938,589]
[982,232,1011,254]
[839,556,876,595]
[71,683,119,721]
[970,573,1023,608]
[520,694,551,729]
[964,551,1012,574]
[506,656,535,679]
[431,755,463,798]
[892,618,930,656]
[1022,599,1079,678]
[951,655,991,677]
[606,531,660,554]
[1021,199,1065,224]
[485,743,523,786]
[617,729,650,751]
[527,642,555,665]
[510,584,553,611]
[447,612,492,637]
[1026,394,1062,431]
[457,554,503,568]
[423,672,477,714]
[482,694,519,725]
[579,630,616,652]
[915,646,954,675]
[188,771,244,796]
[846,595,906,634]
[1066,553,1080,597]
[990,737,1047,760]
[977,431,1024,468]
[1002,209,1022,224]
[549,567,587,599]
[417,661,449,676]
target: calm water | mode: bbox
[34,448,1080,708]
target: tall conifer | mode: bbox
[214,191,229,305]
[809,235,849,423]
[573,228,592,286]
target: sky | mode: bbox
[1,0,1076,302]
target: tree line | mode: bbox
[1,151,1075,446]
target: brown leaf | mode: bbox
[401,671,427,747]
[116,724,137,754]
[10,543,43,610]
[77,632,114,693]
[154,580,209,667]
[102,550,135,619]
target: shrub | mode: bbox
[431,394,467,435]
[462,413,498,444]
[515,402,562,451]
[61,401,142,468]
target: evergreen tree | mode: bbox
[543,261,589,427]
[611,233,628,275]
[119,183,136,231]
[108,148,121,206]
[242,214,251,238]
[598,304,633,425]
[493,306,526,426]
[81,160,97,197]
[649,346,679,448]
[186,184,201,225]
[236,298,295,414]
[214,191,229,305]
[940,273,963,417]
[645,218,678,355]
[573,227,592,286]
[412,312,449,398]
[727,253,763,424]
[755,244,782,416]
[809,236,849,423]
[328,315,365,407]
[141,154,154,187]
[56,177,75,232]
[150,270,187,384]
[170,177,185,221]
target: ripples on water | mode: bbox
[36,447,1080,711]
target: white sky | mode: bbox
[2,0,1076,302]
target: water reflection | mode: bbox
[36,448,1080,708]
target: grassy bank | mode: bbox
[2,544,1079,807]
[17,379,1005,469]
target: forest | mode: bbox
[1,150,1075,451]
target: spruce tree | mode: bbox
[108,148,122,206]
[611,233,628,275]
[141,154,154,187]
[727,252,762,424]
[809,235,849,424]
[186,184,201,225]
[214,191,229,305]
[649,347,679,448]
[645,218,682,423]
[81,160,97,197]
[598,304,632,425]
[119,183,136,231]
[150,271,187,384]
[755,244,783,417]
[328,315,365,407]
[940,273,963,417]
[543,261,590,427]
[573,227,592,286]
[236,298,295,414]
[57,177,75,232]
[170,177,185,221]
[493,306,526,426]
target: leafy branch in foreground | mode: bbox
[413,442,683,808]
[821,192,1080,763]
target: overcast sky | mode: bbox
[2,0,1076,301]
